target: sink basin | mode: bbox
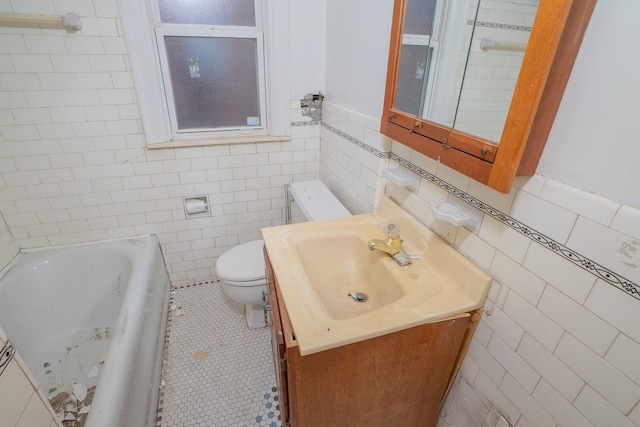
[262,196,492,355]
[296,232,405,319]
[294,230,441,320]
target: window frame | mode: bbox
[155,26,268,136]
[118,0,290,146]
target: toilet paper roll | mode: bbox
[185,198,208,215]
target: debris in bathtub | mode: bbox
[98,350,108,364]
[112,275,122,296]
[89,326,111,341]
[86,365,99,379]
[194,350,208,360]
[66,344,79,356]
[73,383,88,402]
[50,385,96,426]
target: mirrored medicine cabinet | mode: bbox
[381,0,596,193]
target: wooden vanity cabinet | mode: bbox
[264,250,481,427]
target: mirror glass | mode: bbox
[393,0,539,143]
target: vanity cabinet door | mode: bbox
[287,313,471,427]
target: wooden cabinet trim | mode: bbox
[382,0,596,193]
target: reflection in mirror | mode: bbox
[393,0,539,143]
[393,0,438,117]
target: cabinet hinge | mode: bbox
[280,354,287,372]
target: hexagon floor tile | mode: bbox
[158,282,281,427]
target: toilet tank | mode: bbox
[289,180,351,223]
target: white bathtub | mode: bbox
[0,236,170,427]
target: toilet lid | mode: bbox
[216,240,266,283]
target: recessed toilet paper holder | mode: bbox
[184,196,209,216]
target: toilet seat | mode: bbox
[216,239,265,285]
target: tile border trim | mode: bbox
[291,120,320,127]
[469,20,532,32]
[0,341,15,377]
[322,121,640,301]
[321,122,389,159]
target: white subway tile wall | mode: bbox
[1,9,320,280]
[0,214,18,271]
[319,105,640,427]
[319,101,390,215]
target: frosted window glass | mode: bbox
[158,0,255,26]
[395,45,432,117]
[164,37,260,130]
[404,0,437,36]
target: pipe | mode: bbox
[285,184,292,224]
[0,12,82,31]
[480,37,526,52]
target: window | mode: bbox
[118,0,290,145]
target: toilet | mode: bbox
[215,180,351,328]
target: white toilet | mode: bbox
[215,180,351,328]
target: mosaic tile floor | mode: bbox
[159,282,281,427]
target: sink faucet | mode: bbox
[367,223,412,266]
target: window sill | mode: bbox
[147,134,292,150]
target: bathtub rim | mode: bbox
[0,234,162,281]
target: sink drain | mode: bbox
[348,292,368,302]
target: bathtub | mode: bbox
[0,236,170,427]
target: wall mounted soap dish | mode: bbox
[429,198,482,231]
[383,167,420,190]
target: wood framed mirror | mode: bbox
[381,0,596,193]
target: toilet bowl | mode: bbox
[216,180,350,329]
[215,239,268,328]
